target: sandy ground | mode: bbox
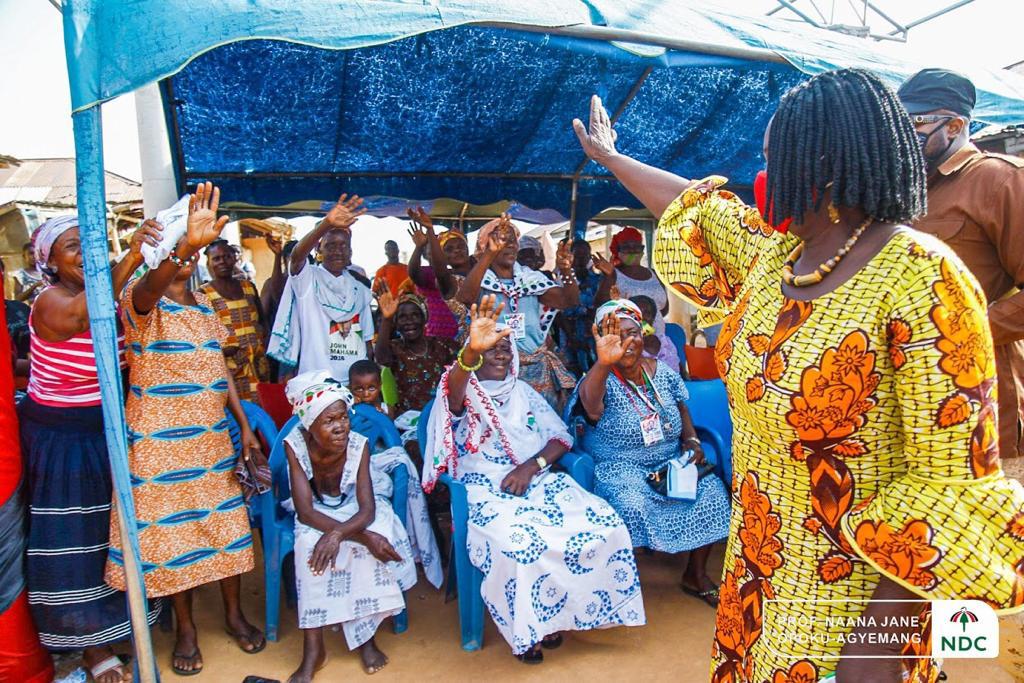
[123,541,1015,683]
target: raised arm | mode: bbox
[409,208,457,297]
[456,231,505,306]
[406,219,431,287]
[591,252,617,306]
[577,315,634,422]
[573,95,692,220]
[373,290,398,367]
[261,235,285,320]
[538,240,580,310]
[132,183,229,315]
[446,295,509,414]
[32,220,162,341]
[290,193,365,276]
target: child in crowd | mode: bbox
[284,371,416,680]
[348,359,391,417]
[631,295,681,373]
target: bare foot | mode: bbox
[83,646,132,683]
[359,638,389,675]
[288,631,327,683]
[172,626,203,675]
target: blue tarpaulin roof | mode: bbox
[63,0,1024,223]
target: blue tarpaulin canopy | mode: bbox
[65,0,1024,224]
[59,3,1024,680]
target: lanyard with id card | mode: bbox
[614,366,669,446]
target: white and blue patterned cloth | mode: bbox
[566,361,731,553]
[428,358,646,654]
[287,430,416,648]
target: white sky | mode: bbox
[0,0,1021,182]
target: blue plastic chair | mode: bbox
[664,322,688,363]
[418,398,594,651]
[225,400,280,530]
[259,405,410,641]
[683,379,734,488]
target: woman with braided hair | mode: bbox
[575,68,1024,681]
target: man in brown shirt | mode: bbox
[899,68,1024,466]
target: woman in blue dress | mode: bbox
[567,300,730,607]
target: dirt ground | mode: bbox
[125,541,1015,683]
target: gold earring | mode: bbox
[827,202,841,224]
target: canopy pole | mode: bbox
[71,107,160,683]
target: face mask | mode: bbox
[917,118,957,170]
[753,170,792,234]
[619,252,643,267]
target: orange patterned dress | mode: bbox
[198,279,269,403]
[105,284,254,597]
[652,177,1024,682]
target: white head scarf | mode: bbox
[423,326,572,491]
[34,215,79,278]
[285,370,355,430]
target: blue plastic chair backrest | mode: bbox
[268,415,301,508]
[665,323,688,359]
[683,379,732,444]
[418,398,434,456]
[351,403,402,453]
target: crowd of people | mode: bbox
[3,64,1024,682]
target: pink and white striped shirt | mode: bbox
[28,312,125,408]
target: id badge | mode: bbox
[506,313,527,340]
[640,413,665,446]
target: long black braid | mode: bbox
[765,68,926,226]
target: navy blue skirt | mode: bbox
[19,397,158,650]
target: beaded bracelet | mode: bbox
[168,249,190,268]
[457,346,484,372]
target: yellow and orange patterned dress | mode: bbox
[198,279,270,403]
[652,177,1024,682]
[105,284,254,597]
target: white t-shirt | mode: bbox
[289,264,375,381]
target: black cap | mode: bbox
[897,68,976,117]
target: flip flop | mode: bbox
[89,655,132,683]
[540,633,563,650]
[225,625,268,654]
[171,649,203,677]
[681,583,720,608]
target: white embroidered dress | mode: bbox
[288,429,416,648]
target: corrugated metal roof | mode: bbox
[0,158,142,207]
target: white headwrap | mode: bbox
[285,370,355,430]
[423,326,572,492]
[34,215,79,271]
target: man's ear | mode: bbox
[947,116,968,137]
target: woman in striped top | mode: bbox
[18,215,162,683]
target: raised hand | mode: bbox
[556,239,572,273]
[186,181,229,250]
[323,193,366,231]
[128,219,164,261]
[592,251,616,277]
[407,206,434,230]
[377,290,398,319]
[572,94,619,165]
[593,314,631,367]
[407,221,430,249]
[265,234,283,255]
[468,294,511,354]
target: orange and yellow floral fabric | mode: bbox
[653,176,1024,682]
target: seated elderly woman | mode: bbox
[567,300,731,607]
[283,371,418,681]
[424,295,645,664]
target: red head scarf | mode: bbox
[609,227,643,265]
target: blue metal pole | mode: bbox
[71,107,160,683]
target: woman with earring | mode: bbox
[574,69,1024,681]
